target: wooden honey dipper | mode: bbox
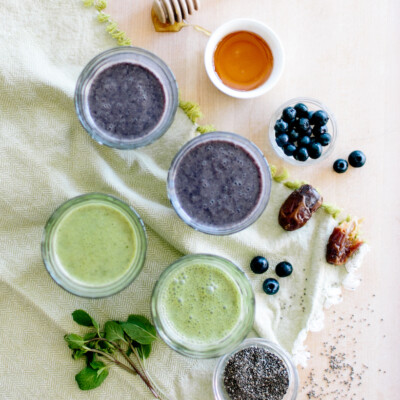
[152,0,201,25]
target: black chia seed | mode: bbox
[223,346,289,400]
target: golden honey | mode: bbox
[213,31,274,91]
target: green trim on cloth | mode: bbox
[84,0,132,45]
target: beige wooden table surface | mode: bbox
[106,1,400,398]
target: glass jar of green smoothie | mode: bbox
[151,254,255,358]
[41,193,147,298]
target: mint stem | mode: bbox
[115,343,160,399]
[82,346,135,376]
[130,345,167,400]
[85,338,159,398]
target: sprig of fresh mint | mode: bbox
[64,310,160,398]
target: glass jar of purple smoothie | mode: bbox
[75,47,178,149]
[167,131,272,235]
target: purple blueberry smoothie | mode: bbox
[174,140,263,227]
[88,62,166,140]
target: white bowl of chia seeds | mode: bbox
[213,338,298,400]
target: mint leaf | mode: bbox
[75,366,109,391]
[72,310,98,330]
[90,360,106,370]
[72,349,86,360]
[64,334,85,350]
[127,315,157,338]
[130,339,152,360]
[104,321,126,343]
[120,322,156,345]
[84,332,98,341]
[85,351,95,366]
[137,343,152,360]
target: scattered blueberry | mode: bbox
[250,256,269,274]
[294,103,308,117]
[274,119,289,133]
[313,125,328,136]
[275,261,293,277]
[311,110,329,126]
[276,133,289,148]
[288,129,299,142]
[284,144,297,156]
[297,118,310,132]
[333,158,348,173]
[281,107,297,122]
[318,132,331,146]
[307,111,315,121]
[348,150,366,168]
[295,147,309,161]
[299,135,311,147]
[308,142,323,159]
[263,278,280,295]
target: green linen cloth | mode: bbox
[0,1,367,399]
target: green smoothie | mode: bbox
[54,202,136,285]
[159,263,242,345]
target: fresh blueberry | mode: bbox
[275,261,293,277]
[308,142,323,159]
[288,129,300,142]
[318,133,332,146]
[276,133,289,148]
[348,150,366,168]
[299,136,311,147]
[288,120,297,131]
[311,110,329,126]
[297,118,310,132]
[303,127,313,137]
[274,119,289,133]
[313,125,328,136]
[295,147,309,161]
[294,103,309,118]
[250,256,269,274]
[307,111,315,121]
[333,158,348,173]
[263,278,279,295]
[284,143,297,156]
[281,107,297,122]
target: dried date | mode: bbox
[326,219,364,265]
[279,184,323,231]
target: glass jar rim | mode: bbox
[41,193,147,298]
[74,46,179,149]
[151,254,255,358]
[268,96,337,166]
[213,338,299,400]
[167,131,272,235]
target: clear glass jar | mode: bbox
[75,46,179,149]
[213,338,299,400]
[167,131,272,235]
[151,254,255,358]
[41,193,147,298]
[269,97,337,166]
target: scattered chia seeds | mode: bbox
[223,346,289,400]
[300,293,387,399]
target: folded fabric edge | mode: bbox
[291,242,369,367]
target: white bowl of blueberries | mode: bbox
[269,97,337,166]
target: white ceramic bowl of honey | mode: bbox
[204,19,285,99]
